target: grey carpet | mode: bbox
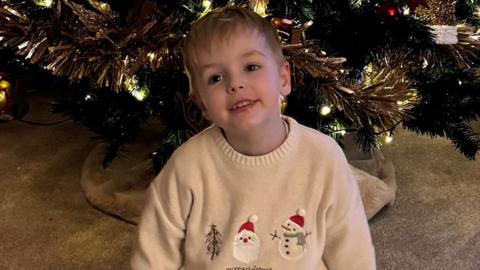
[0,92,478,269]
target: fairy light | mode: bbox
[202,0,212,9]
[35,0,54,8]
[199,0,212,18]
[147,52,156,62]
[303,20,313,29]
[130,89,148,101]
[125,76,148,101]
[320,105,332,116]
[385,133,393,144]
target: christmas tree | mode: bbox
[1,0,479,173]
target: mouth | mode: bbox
[229,99,257,111]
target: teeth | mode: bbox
[232,101,253,110]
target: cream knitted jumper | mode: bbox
[131,116,376,270]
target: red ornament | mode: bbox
[376,1,403,23]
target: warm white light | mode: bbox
[131,89,147,101]
[385,134,393,144]
[35,0,53,7]
[147,52,156,62]
[303,20,313,29]
[320,105,331,116]
[202,0,212,9]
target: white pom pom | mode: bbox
[248,214,258,223]
[297,209,306,216]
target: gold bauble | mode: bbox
[0,80,13,113]
[0,91,7,112]
[0,80,12,91]
[272,17,283,28]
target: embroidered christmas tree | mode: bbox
[205,224,223,260]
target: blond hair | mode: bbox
[181,6,284,94]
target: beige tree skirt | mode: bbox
[81,133,396,224]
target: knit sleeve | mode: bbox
[322,144,376,270]
[130,157,193,270]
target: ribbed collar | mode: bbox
[211,116,299,167]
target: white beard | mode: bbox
[233,237,260,263]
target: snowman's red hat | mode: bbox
[289,209,306,228]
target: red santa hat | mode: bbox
[289,209,306,228]
[238,215,258,233]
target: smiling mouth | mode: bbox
[229,100,257,111]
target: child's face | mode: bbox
[191,28,291,135]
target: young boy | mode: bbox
[131,6,376,270]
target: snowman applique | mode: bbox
[270,209,310,260]
[232,215,260,263]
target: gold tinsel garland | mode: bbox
[0,0,182,90]
[445,25,480,69]
[416,0,456,25]
[284,43,417,133]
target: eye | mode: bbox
[245,64,261,72]
[207,74,223,84]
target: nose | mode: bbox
[243,238,248,243]
[226,75,245,94]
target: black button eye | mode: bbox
[293,228,296,231]
[248,236,251,239]
[240,237,243,240]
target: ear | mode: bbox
[191,94,210,120]
[279,61,291,97]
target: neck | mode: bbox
[222,118,288,156]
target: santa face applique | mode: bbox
[233,215,260,263]
[270,209,309,260]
